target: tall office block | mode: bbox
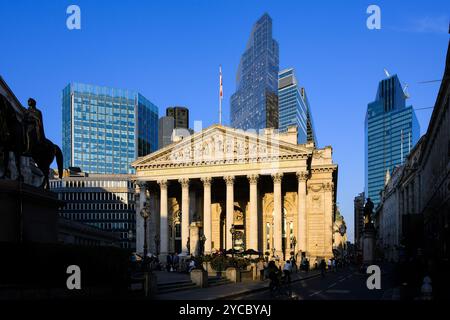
[365,75,420,206]
[62,83,158,174]
[166,106,189,129]
[230,13,279,131]
[354,192,365,249]
[278,68,317,145]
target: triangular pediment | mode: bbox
[132,124,313,168]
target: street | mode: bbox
[234,265,397,300]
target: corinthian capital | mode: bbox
[224,175,235,185]
[323,182,334,191]
[247,174,259,184]
[201,177,212,186]
[271,172,283,183]
[296,171,309,182]
[157,179,168,189]
[178,178,190,188]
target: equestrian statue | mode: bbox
[0,94,63,189]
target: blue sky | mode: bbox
[1,0,449,242]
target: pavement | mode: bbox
[155,270,322,300]
[155,264,401,300]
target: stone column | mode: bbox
[158,179,168,259]
[224,176,235,250]
[296,171,308,255]
[324,182,334,258]
[247,174,259,251]
[179,178,190,254]
[201,177,212,254]
[272,173,283,258]
[135,181,147,255]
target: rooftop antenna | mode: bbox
[384,68,391,78]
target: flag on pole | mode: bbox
[219,65,223,124]
[219,65,223,99]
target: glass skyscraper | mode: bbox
[230,13,279,131]
[278,68,317,145]
[365,75,420,206]
[62,83,158,174]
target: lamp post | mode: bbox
[154,234,160,257]
[291,236,297,257]
[200,234,206,256]
[140,202,150,259]
[230,224,236,258]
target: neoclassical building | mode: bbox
[132,125,338,263]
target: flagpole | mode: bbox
[219,65,222,125]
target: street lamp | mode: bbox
[200,234,206,256]
[140,202,150,259]
[154,234,160,257]
[291,236,297,257]
[230,224,236,258]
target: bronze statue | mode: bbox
[24,98,46,155]
[363,198,374,229]
[0,94,63,189]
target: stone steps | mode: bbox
[157,280,197,294]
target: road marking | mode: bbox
[338,278,346,282]
[309,290,323,297]
[326,289,350,294]
[327,283,337,289]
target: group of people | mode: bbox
[165,253,180,272]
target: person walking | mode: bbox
[320,259,326,278]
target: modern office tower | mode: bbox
[278,68,317,145]
[158,116,175,149]
[230,13,279,131]
[166,106,189,129]
[354,192,365,249]
[49,168,136,249]
[158,106,191,149]
[365,74,420,206]
[62,83,158,174]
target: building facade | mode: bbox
[49,169,136,249]
[62,83,158,174]
[354,192,365,250]
[159,107,192,149]
[166,106,189,129]
[230,13,279,131]
[419,40,450,265]
[132,124,338,264]
[365,75,420,206]
[278,68,317,145]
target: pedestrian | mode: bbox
[283,260,292,284]
[320,259,326,278]
[173,252,179,272]
[166,253,173,272]
[188,259,196,272]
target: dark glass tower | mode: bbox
[365,75,420,206]
[278,68,317,145]
[230,13,279,131]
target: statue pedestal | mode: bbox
[362,227,375,265]
[0,180,61,243]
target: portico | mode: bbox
[132,125,337,263]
